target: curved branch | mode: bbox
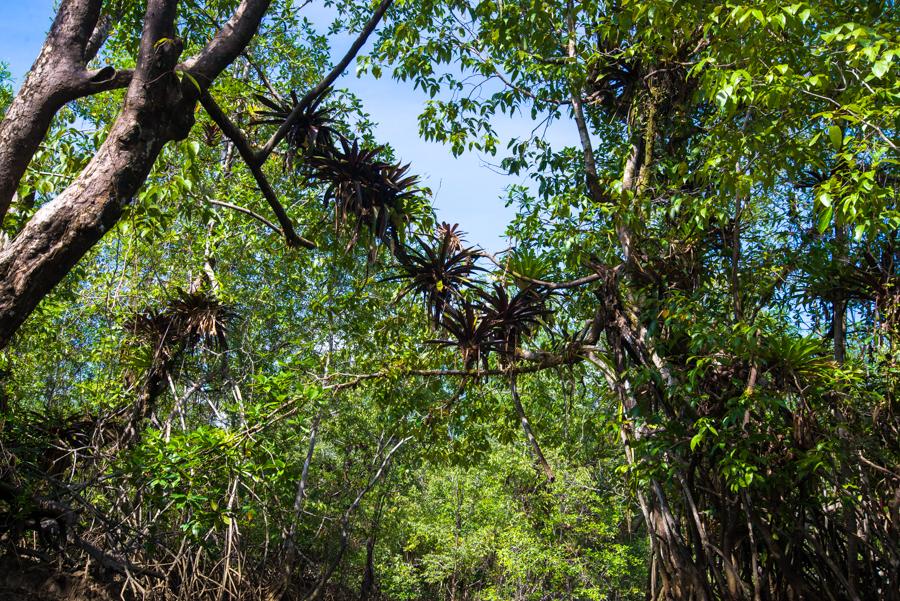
[566,0,605,204]
[206,198,283,236]
[482,251,608,290]
[200,90,316,249]
[510,370,555,481]
[257,0,395,163]
[303,435,411,601]
[182,0,273,86]
[0,0,105,221]
[0,0,188,348]
[323,349,580,392]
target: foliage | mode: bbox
[0,0,897,600]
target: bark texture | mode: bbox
[0,0,128,221]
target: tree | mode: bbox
[366,0,899,598]
[0,0,897,600]
[0,0,393,347]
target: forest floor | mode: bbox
[0,556,119,601]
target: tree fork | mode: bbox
[509,371,555,482]
[0,0,272,348]
[0,0,106,222]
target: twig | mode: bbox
[481,251,608,290]
[566,0,605,204]
[797,87,898,152]
[509,370,555,481]
[323,351,578,392]
[200,90,316,249]
[207,198,283,237]
[858,451,900,480]
[257,0,395,163]
[303,435,411,601]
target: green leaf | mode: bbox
[690,433,703,451]
[828,125,843,150]
[872,57,891,79]
[177,70,202,93]
[817,206,834,233]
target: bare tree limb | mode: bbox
[182,0,273,86]
[257,0,394,164]
[0,0,287,346]
[0,0,188,347]
[200,90,315,248]
[322,351,578,392]
[207,198,283,237]
[0,0,105,221]
[482,251,607,290]
[510,371,555,481]
[303,435,411,601]
[270,410,323,599]
[566,0,605,204]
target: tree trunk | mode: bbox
[0,0,272,348]
[0,0,191,347]
[0,0,130,223]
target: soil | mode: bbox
[0,556,119,601]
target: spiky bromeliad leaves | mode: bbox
[503,247,553,284]
[477,283,552,358]
[308,137,421,261]
[428,300,501,371]
[435,221,465,253]
[586,56,641,122]
[249,90,335,163]
[391,223,483,325]
[129,290,232,361]
[123,291,231,443]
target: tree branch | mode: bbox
[303,435,410,601]
[0,0,190,347]
[0,0,105,222]
[482,251,607,290]
[182,0,273,86]
[323,349,579,392]
[257,0,394,163]
[510,370,555,481]
[566,0,605,204]
[200,90,315,249]
[206,198,283,237]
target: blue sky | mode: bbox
[0,2,578,251]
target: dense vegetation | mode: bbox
[0,0,897,599]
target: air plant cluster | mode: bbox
[391,222,483,324]
[307,138,420,260]
[393,223,552,370]
[128,290,231,363]
[586,56,642,122]
[252,90,423,260]
[250,92,335,163]
[121,290,232,442]
[253,91,550,367]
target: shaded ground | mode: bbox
[0,556,118,601]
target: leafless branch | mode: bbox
[200,91,316,249]
[257,0,395,163]
[206,198,283,238]
[482,251,608,290]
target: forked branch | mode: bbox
[200,91,316,249]
[510,370,555,482]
